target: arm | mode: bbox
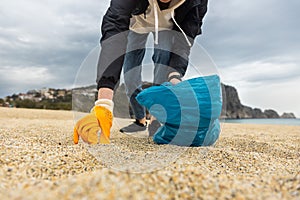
[96,0,138,90]
[74,1,139,145]
[169,0,208,77]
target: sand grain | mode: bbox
[0,107,299,199]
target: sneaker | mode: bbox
[148,120,161,137]
[120,119,147,133]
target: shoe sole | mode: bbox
[120,129,149,138]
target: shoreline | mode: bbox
[224,118,300,126]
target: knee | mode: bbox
[152,49,171,64]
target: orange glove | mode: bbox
[73,99,113,144]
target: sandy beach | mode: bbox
[0,107,299,199]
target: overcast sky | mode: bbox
[0,0,299,117]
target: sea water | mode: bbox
[224,118,300,126]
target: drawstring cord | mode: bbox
[153,0,191,47]
[171,11,192,47]
[153,0,159,45]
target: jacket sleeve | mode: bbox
[96,0,138,90]
[169,1,208,77]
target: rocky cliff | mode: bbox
[221,84,296,119]
[281,112,296,118]
[72,83,296,119]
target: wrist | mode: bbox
[95,99,114,112]
[168,74,182,82]
[168,73,182,85]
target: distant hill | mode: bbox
[71,83,296,119]
[2,88,72,110]
[2,83,296,119]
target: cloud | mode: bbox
[218,58,300,117]
[238,78,300,117]
[0,0,299,116]
[193,0,300,116]
[0,66,54,83]
[0,66,55,95]
[220,59,300,85]
[201,0,300,67]
[0,0,110,97]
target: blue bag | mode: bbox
[136,75,222,146]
